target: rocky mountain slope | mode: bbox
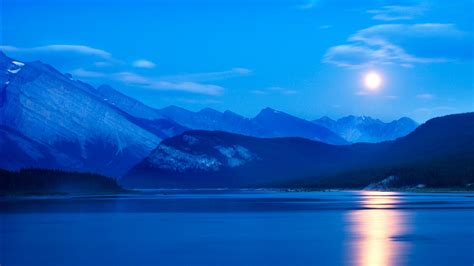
[122,113,474,188]
[0,52,186,176]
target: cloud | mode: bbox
[324,23,472,68]
[112,71,224,95]
[355,90,371,96]
[1,44,250,96]
[414,106,456,112]
[252,87,298,96]
[132,59,156,69]
[367,5,425,21]
[411,106,458,121]
[161,67,252,82]
[111,67,251,95]
[384,95,399,100]
[154,81,223,95]
[413,106,457,116]
[298,0,317,10]
[70,69,225,95]
[417,93,435,100]
[0,44,121,70]
[355,90,397,100]
[0,44,113,59]
[94,61,113,67]
[69,68,106,78]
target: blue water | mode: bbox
[1,190,473,266]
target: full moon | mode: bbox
[364,71,382,90]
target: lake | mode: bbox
[1,190,473,266]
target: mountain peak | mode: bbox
[199,107,221,115]
[338,115,377,124]
[255,107,284,118]
[318,116,335,123]
[397,116,418,125]
[160,105,189,113]
[223,110,245,119]
[314,114,418,143]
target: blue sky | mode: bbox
[1,0,473,122]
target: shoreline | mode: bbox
[2,187,473,199]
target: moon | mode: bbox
[364,71,382,91]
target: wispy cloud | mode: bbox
[0,44,113,59]
[367,5,425,21]
[161,68,252,82]
[319,25,332,30]
[94,61,113,67]
[413,106,457,115]
[384,95,399,100]
[412,106,458,121]
[324,23,471,68]
[355,90,397,100]
[252,87,298,96]
[297,0,317,10]
[113,72,224,95]
[71,69,225,96]
[417,93,435,100]
[355,90,371,96]
[69,68,106,78]
[132,59,156,69]
[2,43,251,96]
[0,44,122,69]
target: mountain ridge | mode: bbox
[0,51,435,180]
[121,112,474,188]
[0,52,185,176]
[313,115,418,143]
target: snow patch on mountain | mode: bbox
[216,145,256,167]
[7,60,24,74]
[12,61,25,67]
[148,145,221,172]
[7,68,21,74]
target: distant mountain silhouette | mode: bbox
[253,107,346,144]
[159,106,347,145]
[313,115,418,143]
[158,105,267,137]
[122,113,474,189]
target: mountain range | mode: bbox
[313,115,418,143]
[1,51,455,188]
[122,113,474,188]
[158,105,348,144]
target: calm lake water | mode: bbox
[1,190,473,266]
